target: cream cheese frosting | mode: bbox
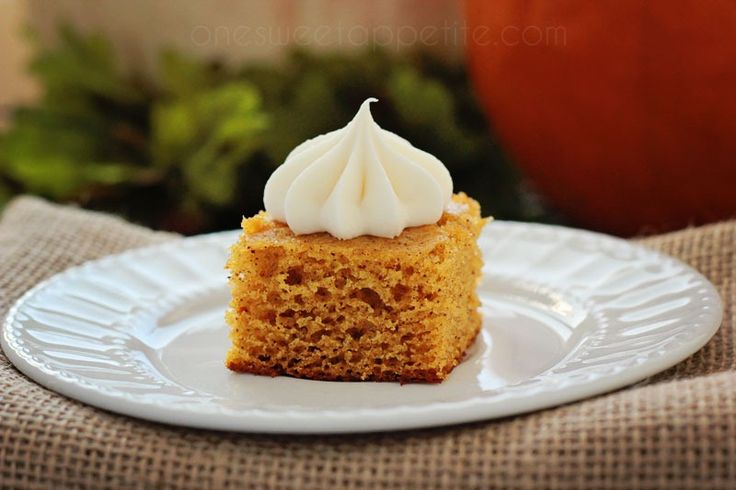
[263,98,453,239]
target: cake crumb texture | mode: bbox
[225,193,487,383]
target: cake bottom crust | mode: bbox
[225,321,481,384]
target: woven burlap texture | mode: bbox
[0,196,733,490]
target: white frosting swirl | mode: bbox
[263,98,453,239]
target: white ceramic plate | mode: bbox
[2,222,722,434]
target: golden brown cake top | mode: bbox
[239,193,487,254]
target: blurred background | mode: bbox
[1,0,734,236]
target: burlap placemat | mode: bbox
[0,196,733,489]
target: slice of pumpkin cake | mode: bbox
[225,98,488,383]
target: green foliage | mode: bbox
[0,27,553,233]
[152,81,269,206]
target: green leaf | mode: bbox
[81,162,144,186]
[150,102,196,167]
[158,50,219,98]
[30,25,144,107]
[259,72,341,164]
[0,108,150,198]
[387,66,480,160]
[150,81,269,206]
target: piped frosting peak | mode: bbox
[263,98,453,239]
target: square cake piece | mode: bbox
[225,193,487,383]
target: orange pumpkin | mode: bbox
[465,0,736,235]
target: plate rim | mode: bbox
[1,221,723,434]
